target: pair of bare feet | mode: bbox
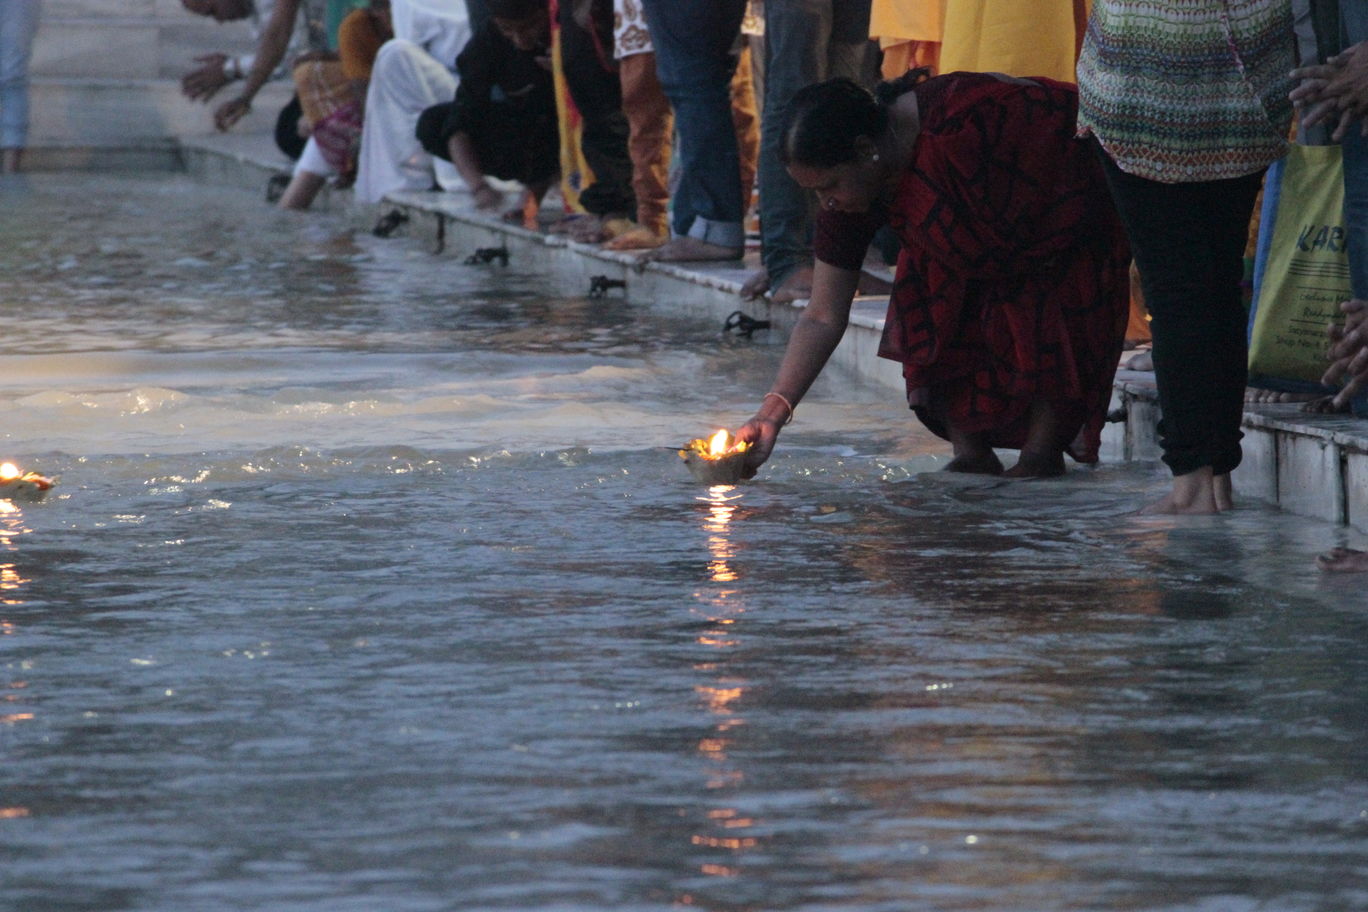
[546,213,640,244]
[943,402,1069,479]
[943,447,1066,478]
[639,235,743,263]
[1242,387,1353,415]
[1140,466,1234,514]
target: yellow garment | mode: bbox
[870,0,943,42]
[870,0,944,77]
[877,39,941,79]
[551,1,593,215]
[938,0,1090,83]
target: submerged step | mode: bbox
[29,79,293,146]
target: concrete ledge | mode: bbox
[174,132,1368,531]
[31,79,292,147]
[24,141,183,172]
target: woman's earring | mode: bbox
[872,154,880,162]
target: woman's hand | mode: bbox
[1292,42,1368,140]
[182,53,231,102]
[735,392,795,478]
[1323,299,1368,408]
[735,416,782,479]
[213,95,252,132]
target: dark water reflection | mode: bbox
[1,176,1365,911]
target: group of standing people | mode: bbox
[728,0,1368,574]
[171,0,1368,567]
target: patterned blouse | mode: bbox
[1076,0,1295,182]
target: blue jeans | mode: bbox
[759,0,871,286]
[0,0,41,150]
[640,0,747,249]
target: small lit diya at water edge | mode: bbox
[679,430,751,485]
[0,463,54,503]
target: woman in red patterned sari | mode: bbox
[736,72,1130,478]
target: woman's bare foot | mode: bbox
[1214,472,1233,512]
[944,451,1005,475]
[605,224,665,251]
[740,268,770,299]
[740,265,815,301]
[566,215,632,243]
[1004,448,1066,478]
[1245,387,1322,404]
[944,426,1002,475]
[1140,466,1228,514]
[643,236,743,262]
[1301,395,1349,414]
[1316,546,1368,572]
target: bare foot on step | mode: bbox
[604,225,665,251]
[1140,467,1230,514]
[1004,449,1066,478]
[770,265,814,303]
[643,236,743,262]
[944,452,1005,475]
[740,268,770,299]
[1316,546,1368,572]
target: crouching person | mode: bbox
[415,0,559,222]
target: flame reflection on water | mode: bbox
[688,483,762,892]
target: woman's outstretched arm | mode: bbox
[735,260,862,477]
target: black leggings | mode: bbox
[1096,143,1264,477]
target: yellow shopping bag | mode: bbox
[1248,144,1352,386]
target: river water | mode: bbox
[1,174,1365,912]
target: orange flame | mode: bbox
[0,465,17,482]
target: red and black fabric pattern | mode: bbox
[816,72,1131,463]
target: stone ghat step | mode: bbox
[28,79,293,147]
[31,15,256,80]
[176,132,1368,532]
[44,0,210,18]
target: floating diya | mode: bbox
[0,463,54,503]
[679,429,751,485]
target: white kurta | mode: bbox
[353,1,469,204]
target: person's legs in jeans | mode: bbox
[1098,149,1264,512]
[750,0,871,298]
[641,0,747,260]
[0,0,42,173]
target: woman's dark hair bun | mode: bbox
[780,70,930,169]
[780,77,886,168]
